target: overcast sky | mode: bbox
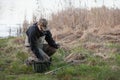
[0,0,120,25]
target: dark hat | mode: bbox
[38,18,48,26]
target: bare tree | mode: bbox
[32,14,37,23]
[22,14,29,33]
[35,0,45,18]
[9,27,11,37]
[16,24,22,36]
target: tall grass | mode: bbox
[49,6,120,37]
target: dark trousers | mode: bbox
[43,44,57,57]
[26,44,56,58]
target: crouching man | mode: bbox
[25,18,60,68]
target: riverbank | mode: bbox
[0,37,120,80]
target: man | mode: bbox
[25,18,59,63]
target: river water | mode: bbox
[0,24,22,38]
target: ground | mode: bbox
[0,36,120,80]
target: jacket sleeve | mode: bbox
[45,30,58,49]
[26,29,44,60]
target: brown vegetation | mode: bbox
[47,6,120,62]
[48,6,120,47]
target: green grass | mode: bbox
[0,37,120,80]
[56,64,120,80]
